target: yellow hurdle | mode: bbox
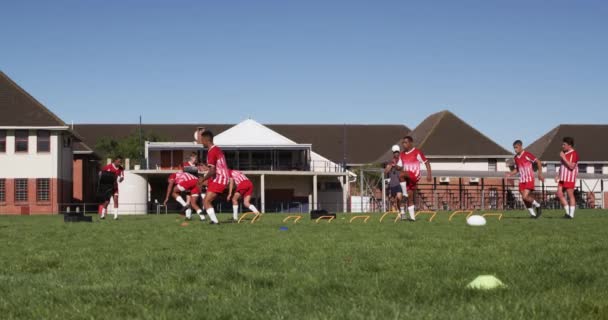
[482,213,503,221]
[415,211,438,222]
[448,210,473,221]
[315,215,335,223]
[349,215,371,223]
[283,215,302,223]
[238,212,261,224]
[379,212,399,223]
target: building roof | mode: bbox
[527,124,608,162]
[73,123,410,165]
[376,110,512,162]
[0,71,68,127]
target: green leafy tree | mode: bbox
[95,130,165,165]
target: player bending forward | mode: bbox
[556,137,579,219]
[164,168,206,221]
[99,156,124,220]
[195,128,228,224]
[227,169,260,221]
[506,140,544,218]
[396,136,432,221]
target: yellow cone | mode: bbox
[466,275,506,290]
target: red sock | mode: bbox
[98,204,104,215]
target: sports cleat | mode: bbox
[535,207,542,218]
[563,214,573,219]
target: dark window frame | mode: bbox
[0,130,6,153]
[0,179,5,203]
[37,130,51,153]
[36,178,51,202]
[14,179,28,203]
[14,130,29,153]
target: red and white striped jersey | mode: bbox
[397,148,428,181]
[174,172,198,185]
[559,150,579,183]
[207,145,229,185]
[230,170,249,185]
[102,163,124,179]
[514,150,537,183]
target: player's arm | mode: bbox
[202,165,216,182]
[118,168,124,183]
[505,167,518,178]
[560,152,576,170]
[424,160,432,182]
[535,159,544,181]
[384,163,393,174]
[163,180,174,205]
[227,178,234,200]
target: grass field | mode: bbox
[1,210,608,320]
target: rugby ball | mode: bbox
[193,130,199,142]
[466,215,486,226]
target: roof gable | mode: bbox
[527,125,608,162]
[214,119,298,146]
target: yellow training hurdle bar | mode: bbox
[414,211,437,222]
[379,212,401,223]
[282,215,302,223]
[315,215,335,223]
[349,215,371,223]
[482,213,503,220]
[448,211,473,221]
[238,212,262,224]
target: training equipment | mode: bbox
[415,211,437,222]
[283,215,302,223]
[238,212,261,224]
[315,215,335,223]
[310,209,335,220]
[482,213,503,220]
[379,212,400,223]
[466,215,487,226]
[349,215,371,223]
[466,275,506,290]
[448,210,473,221]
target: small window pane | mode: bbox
[488,159,497,172]
[37,131,50,153]
[37,179,50,202]
[0,130,6,153]
[0,179,5,202]
[595,165,603,174]
[15,179,28,202]
[15,130,29,153]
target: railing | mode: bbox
[144,159,345,173]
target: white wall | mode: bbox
[0,130,60,178]
[429,158,509,172]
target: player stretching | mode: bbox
[556,137,579,219]
[99,156,124,220]
[227,169,260,221]
[195,129,228,224]
[396,136,432,221]
[506,140,544,218]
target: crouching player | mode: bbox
[506,140,544,218]
[163,170,206,221]
[227,169,260,221]
[170,171,205,221]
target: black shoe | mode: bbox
[209,221,220,225]
[563,214,573,219]
[535,207,542,218]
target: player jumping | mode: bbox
[556,137,579,219]
[506,140,544,218]
[227,169,260,221]
[99,156,124,220]
[195,128,228,224]
[396,136,432,221]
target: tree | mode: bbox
[95,130,165,165]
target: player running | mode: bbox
[227,169,260,221]
[384,145,404,213]
[395,136,432,221]
[556,137,579,219]
[506,140,544,218]
[99,156,124,220]
[195,128,227,224]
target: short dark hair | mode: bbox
[404,136,414,143]
[201,131,214,140]
[513,140,523,146]
[114,155,123,160]
[563,136,574,146]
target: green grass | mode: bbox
[1,210,608,320]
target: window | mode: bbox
[37,179,50,202]
[0,179,5,202]
[595,165,603,174]
[15,179,28,202]
[488,159,497,172]
[578,163,587,173]
[37,131,50,152]
[0,130,6,153]
[15,130,29,153]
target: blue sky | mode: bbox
[1,0,607,148]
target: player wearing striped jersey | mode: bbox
[556,137,579,219]
[506,140,544,218]
[227,170,260,221]
[163,168,205,221]
[395,136,432,221]
[195,128,226,224]
[171,171,204,220]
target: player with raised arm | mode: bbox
[99,156,124,220]
[227,169,260,221]
[395,136,432,221]
[556,137,579,219]
[506,140,544,218]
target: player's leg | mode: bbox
[556,184,569,217]
[395,191,403,215]
[112,193,119,220]
[525,188,542,217]
[405,187,416,221]
[203,191,219,224]
[100,199,110,219]
[243,194,259,214]
[520,189,535,218]
[566,188,576,218]
[231,192,242,220]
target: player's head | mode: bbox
[402,136,414,150]
[200,131,214,147]
[562,137,574,151]
[512,140,523,154]
[391,144,400,157]
[113,156,123,166]
[189,152,198,163]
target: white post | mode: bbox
[260,174,265,213]
[342,175,348,213]
[313,174,318,210]
[381,171,386,213]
